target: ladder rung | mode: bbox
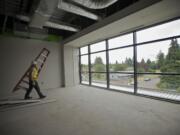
[37,59,44,63]
[22,80,29,84]
[41,54,47,58]
[26,72,30,76]
[24,75,29,78]
[17,86,28,90]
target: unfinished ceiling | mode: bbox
[0,0,139,40]
[63,0,180,47]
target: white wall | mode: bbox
[0,36,63,98]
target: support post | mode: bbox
[88,45,92,85]
[79,48,82,84]
[106,39,110,89]
[133,32,138,94]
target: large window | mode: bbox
[80,47,89,84]
[90,41,106,52]
[80,46,88,55]
[91,52,106,72]
[110,73,134,93]
[79,19,180,102]
[137,40,180,74]
[137,19,180,43]
[92,73,107,88]
[108,33,133,49]
[80,55,89,84]
[81,55,89,72]
[90,41,107,87]
[108,39,134,92]
[109,47,134,72]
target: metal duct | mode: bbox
[29,0,99,29]
[69,0,118,9]
[16,15,79,32]
[58,0,99,20]
[29,0,58,28]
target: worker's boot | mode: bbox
[39,95,46,99]
[24,96,32,100]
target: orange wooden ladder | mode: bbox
[12,48,50,92]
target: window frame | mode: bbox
[79,18,180,103]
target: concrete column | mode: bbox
[64,46,79,86]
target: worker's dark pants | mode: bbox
[25,80,43,98]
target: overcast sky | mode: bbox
[81,19,180,65]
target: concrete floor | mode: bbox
[0,85,180,135]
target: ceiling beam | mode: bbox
[44,21,79,32]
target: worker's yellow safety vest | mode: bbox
[31,66,38,81]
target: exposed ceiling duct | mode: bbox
[0,0,141,39]
[69,0,118,9]
[15,15,79,32]
[58,0,99,20]
[29,0,99,29]
[29,0,58,28]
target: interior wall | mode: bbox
[64,46,79,86]
[0,36,63,98]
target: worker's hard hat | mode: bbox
[32,61,37,65]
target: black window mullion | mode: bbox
[79,48,82,84]
[133,32,138,94]
[136,35,180,47]
[88,45,92,85]
[106,39,110,89]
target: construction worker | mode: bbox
[24,61,46,99]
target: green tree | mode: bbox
[94,64,105,72]
[150,61,157,71]
[81,64,88,72]
[93,57,105,79]
[93,57,105,72]
[157,51,165,69]
[146,59,157,72]
[94,57,103,65]
[146,59,153,72]
[125,58,133,67]
[166,39,180,62]
[113,64,127,71]
[147,59,151,65]
[158,39,180,91]
[115,60,118,64]
[138,58,148,72]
